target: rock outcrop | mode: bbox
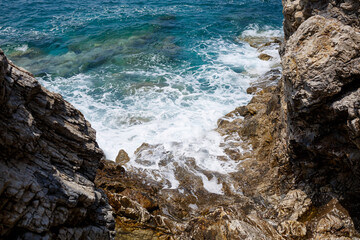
[282,0,360,231]
[0,49,114,239]
[282,0,360,39]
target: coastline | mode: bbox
[1,0,360,239]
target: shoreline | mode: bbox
[1,0,360,239]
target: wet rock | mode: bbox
[258,53,272,61]
[238,36,282,50]
[95,160,177,239]
[182,207,284,240]
[0,49,114,239]
[246,87,258,95]
[97,158,287,239]
[116,149,130,165]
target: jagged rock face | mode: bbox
[282,0,360,39]
[282,0,360,231]
[283,15,360,159]
[0,50,115,239]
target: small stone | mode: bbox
[115,149,130,165]
[258,53,272,61]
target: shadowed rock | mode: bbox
[0,49,115,239]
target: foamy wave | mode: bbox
[241,24,283,38]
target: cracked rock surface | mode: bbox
[0,49,114,239]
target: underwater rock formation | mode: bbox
[0,49,114,239]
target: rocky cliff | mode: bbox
[0,50,114,239]
[282,0,360,230]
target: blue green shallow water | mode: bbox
[1,0,283,191]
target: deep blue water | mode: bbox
[0,1,283,184]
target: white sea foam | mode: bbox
[39,25,282,194]
[15,44,28,52]
[241,24,282,38]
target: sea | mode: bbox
[0,0,283,193]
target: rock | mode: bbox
[95,160,176,239]
[115,149,130,165]
[216,0,360,237]
[276,189,312,221]
[246,87,258,95]
[282,13,360,228]
[183,207,284,240]
[280,0,360,236]
[305,198,358,239]
[238,36,282,50]
[277,220,307,238]
[258,53,272,61]
[282,0,360,39]
[0,49,114,239]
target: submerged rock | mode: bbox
[238,36,282,50]
[0,49,114,239]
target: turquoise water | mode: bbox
[1,0,283,190]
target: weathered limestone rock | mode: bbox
[115,149,130,165]
[217,76,360,239]
[282,0,360,39]
[0,49,114,239]
[282,11,360,229]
